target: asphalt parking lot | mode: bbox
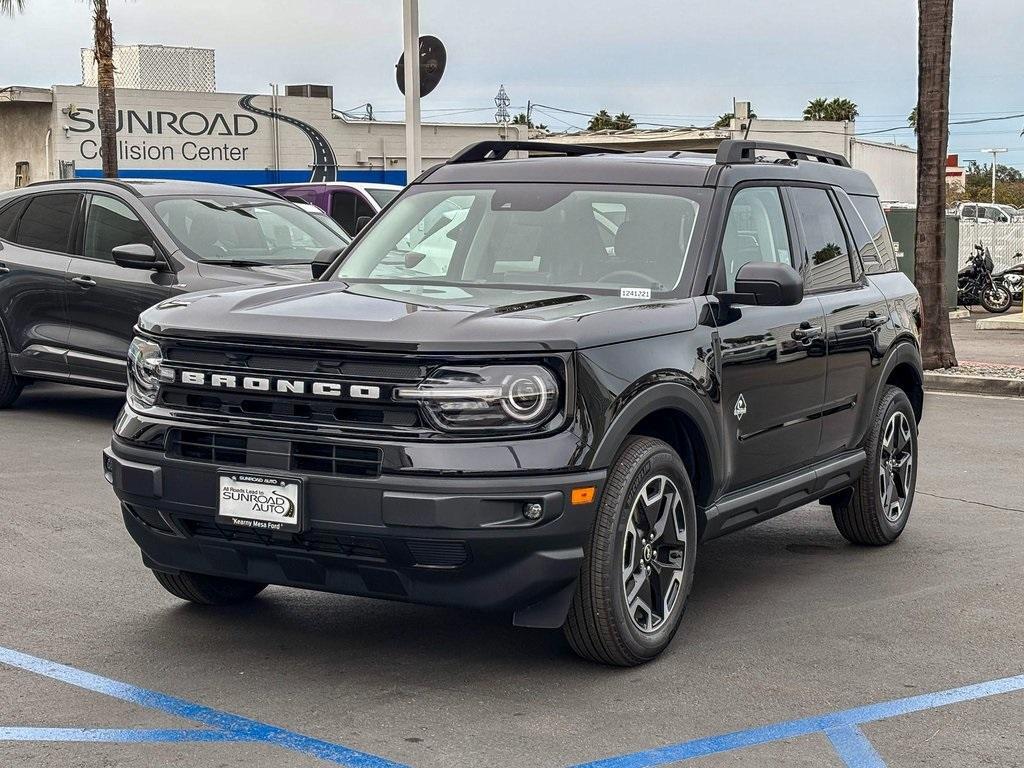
[1,384,1022,767]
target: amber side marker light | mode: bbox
[571,486,596,505]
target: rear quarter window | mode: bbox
[849,195,898,273]
[0,198,28,240]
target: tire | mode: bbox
[981,284,1012,313]
[832,386,918,546]
[0,333,23,409]
[151,569,267,606]
[564,436,698,666]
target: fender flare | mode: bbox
[588,381,722,490]
[872,338,923,416]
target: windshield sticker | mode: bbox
[620,288,651,300]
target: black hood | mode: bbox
[139,281,699,353]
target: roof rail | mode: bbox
[447,140,625,165]
[27,177,144,196]
[716,139,850,168]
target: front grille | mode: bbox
[182,518,387,561]
[167,429,383,478]
[158,389,421,431]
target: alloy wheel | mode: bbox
[879,411,914,523]
[621,475,687,633]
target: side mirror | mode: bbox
[311,246,346,279]
[717,262,803,307]
[111,243,161,271]
[355,215,373,233]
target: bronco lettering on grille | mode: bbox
[177,370,381,400]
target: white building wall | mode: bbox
[36,85,518,186]
[849,139,917,204]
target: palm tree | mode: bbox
[803,98,831,121]
[2,0,119,178]
[588,109,614,131]
[612,112,636,130]
[908,106,918,134]
[914,0,957,369]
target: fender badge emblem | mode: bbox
[734,394,747,421]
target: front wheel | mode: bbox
[981,284,1012,313]
[832,386,918,545]
[564,436,697,666]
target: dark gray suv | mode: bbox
[0,178,349,407]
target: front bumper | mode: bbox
[105,435,605,628]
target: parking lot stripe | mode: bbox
[0,728,248,743]
[825,726,886,768]
[0,646,409,768]
[572,673,1024,767]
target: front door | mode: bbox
[712,185,827,491]
[66,194,173,387]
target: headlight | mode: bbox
[127,337,173,408]
[396,365,559,432]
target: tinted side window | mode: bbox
[0,198,28,240]
[850,195,897,273]
[721,187,792,290]
[790,187,853,291]
[15,193,80,253]
[84,196,154,261]
[330,191,374,236]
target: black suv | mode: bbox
[104,140,923,666]
[0,179,349,406]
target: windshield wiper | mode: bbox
[195,199,258,219]
[198,259,275,267]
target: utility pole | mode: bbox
[980,148,1007,203]
[402,0,422,181]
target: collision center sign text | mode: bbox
[68,107,260,163]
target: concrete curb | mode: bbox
[949,307,972,320]
[924,372,1024,398]
[975,314,1024,331]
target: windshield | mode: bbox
[149,195,348,264]
[334,184,708,294]
[366,187,400,208]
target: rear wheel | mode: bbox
[981,284,1012,313]
[0,334,23,409]
[564,436,697,666]
[832,386,917,545]
[151,569,267,606]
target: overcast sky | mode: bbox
[3,0,1022,168]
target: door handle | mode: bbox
[862,311,887,329]
[791,322,822,342]
[0,263,9,274]
[71,275,97,288]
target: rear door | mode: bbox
[787,185,889,458]
[0,192,79,381]
[713,184,827,491]
[65,193,172,387]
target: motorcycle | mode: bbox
[993,251,1024,303]
[958,244,1012,313]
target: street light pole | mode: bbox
[402,0,422,182]
[980,148,1007,203]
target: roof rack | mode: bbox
[27,177,144,196]
[716,139,850,168]
[447,140,626,165]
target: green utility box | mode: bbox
[884,209,959,311]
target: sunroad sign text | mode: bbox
[176,370,382,401]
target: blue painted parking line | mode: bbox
[0,645,409,768]
[826,726,886,768]
[0,727,248,743]
[572,673,1024,767]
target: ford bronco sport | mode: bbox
[104,140,924,666]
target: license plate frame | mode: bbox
[216,472,303,533]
